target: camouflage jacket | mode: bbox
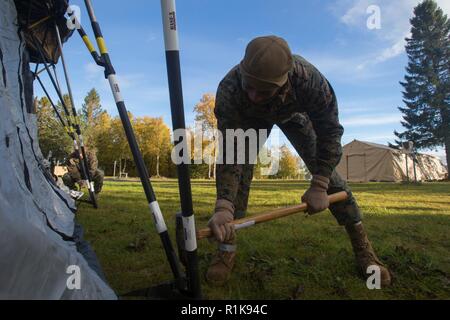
[214,54,344,202]
[66,149,98,181]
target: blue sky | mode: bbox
[35,0,449,162]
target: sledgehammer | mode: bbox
[196,191,348,240]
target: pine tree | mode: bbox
[81,88,104,147]
[395,0,450,171]
[82,88,103,125]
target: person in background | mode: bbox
[62,148,104,197]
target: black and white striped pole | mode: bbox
[83,0,184,285]
[161,0,202,299]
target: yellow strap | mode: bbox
[82,35,96,53]
[96,37,108,55]
[28,16,51,29]
[70,115,77,127]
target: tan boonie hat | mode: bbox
[240,35,293,90]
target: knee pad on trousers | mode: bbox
[329,200,362,226]
[234,210,246,220]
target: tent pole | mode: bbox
[35,74,68,131]
[54,23,98,208]
[160,0,202,299]
[413,152,418,183]
[30,33,97,208]
[52,64,62,93]
[82,0,184,286]
[346,155,349,181]
[405,153,409,182]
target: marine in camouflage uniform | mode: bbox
[215,55,360,223]
[206,36,391,287]
[62,149,104,195]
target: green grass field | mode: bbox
[76,179,450,300]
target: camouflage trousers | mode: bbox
[233,117,362,226]
[62,169,104,194]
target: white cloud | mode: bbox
[439,1,450,15]
[136,86,169,103]
[375,36,409,63]
[341,0,372,25]
[423,148,447,164]
[84,62,103,81]
[298,51,398,84]
[84,62,145,90]
[146,32,157,43]
[81,62,170,116]
[342,133,396,144]
[340,106,376,114]
[336,0,450,67]
[341,114,401,126]
[356,35,409,69]
[339,96,401,114]
[115,73,145,89]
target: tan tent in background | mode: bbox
[336,140,448,182]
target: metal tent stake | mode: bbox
[160,0,202,299]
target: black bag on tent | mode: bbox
[14,0,73,64]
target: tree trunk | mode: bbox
[213,143,217,180]
[445,136,450,181]
[156,154,160,177]
[442,108,450,180]
[119,158,122,179]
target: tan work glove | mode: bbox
[207,199,235,243]
[301,175,330,214]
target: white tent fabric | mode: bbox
[336,140,448,182]
[0,0,116,299]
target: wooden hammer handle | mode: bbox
[196,191,348,240]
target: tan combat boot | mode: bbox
[345,222,392,287]
[205,243,236,286]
